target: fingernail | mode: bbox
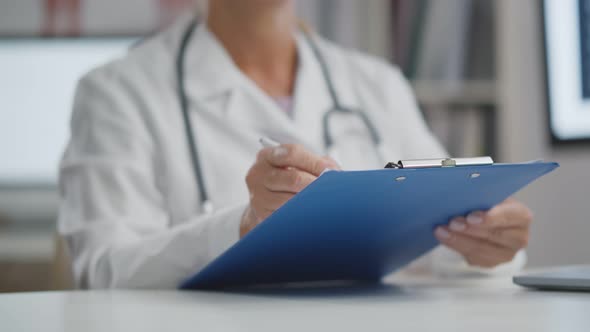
[272,146,288,158]
[322,158,340,170]
[467,212,484,225]
[435,227,451,240]
[449,219,466,232]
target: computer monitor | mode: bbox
[0,37,136,186]
[543,0,590,143]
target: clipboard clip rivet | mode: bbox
[442,158,456,167]
[470,173,481,179]
[395,176,406,182]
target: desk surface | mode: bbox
[1,275,589,332]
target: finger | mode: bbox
[448,217,530,250]
[263,168,317,193]
[460,226,529,251]
[251,190,294,211]
[251,191,294,220]
[436,227,517,267]
[434,227,516,267]
[463,252,509,268]
[322,156,342,170]
[465,201,533,229]
[485,199,533,228]
[252,207,273,223]
[245,157,273,189]
[264,144,335,176]
[240,206,260,237]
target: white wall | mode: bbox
[497,0,590,267]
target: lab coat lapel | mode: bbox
[293,33,374,166]
[291,33,333,154]
[183,24,239,114]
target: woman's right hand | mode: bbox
[240,144,339,238]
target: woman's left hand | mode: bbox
[434,198,533,268]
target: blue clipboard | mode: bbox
[181,161,558,290]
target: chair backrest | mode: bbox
[51,234,75,290]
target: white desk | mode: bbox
[1,275,589,332]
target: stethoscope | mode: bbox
[176,19,386,213]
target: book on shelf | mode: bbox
[392,0,495,82]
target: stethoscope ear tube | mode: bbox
[177,19,212,214]
[307,27,384,168]
[322,106,385,166]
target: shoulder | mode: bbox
[315,37,408,88]
[312,36,446,157]
[313,36,415,108]
[72,17,194,127]
[79,15,192,93]
[70,18,194,148]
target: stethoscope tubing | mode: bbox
[177,19,383,213]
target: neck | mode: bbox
[207,1,298,97]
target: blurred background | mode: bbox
[0,0,588,292]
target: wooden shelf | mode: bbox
[411,80,497,107]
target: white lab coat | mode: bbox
[58,17,524,289]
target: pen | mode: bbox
[259,137,339,173]
[259,137,280,148]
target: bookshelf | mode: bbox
[410,79,497,159]
[411,80,496,108]
[392,0,499,159]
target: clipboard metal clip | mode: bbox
[384,156,494,169]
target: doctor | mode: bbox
[59,0,532,288]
